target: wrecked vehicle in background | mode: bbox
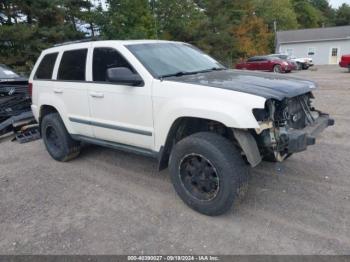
[0,64,38,141]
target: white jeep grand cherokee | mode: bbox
[29,40,334,216]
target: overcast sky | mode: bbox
[329,0,349,8]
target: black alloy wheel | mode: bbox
[179,153,220,201]
[45,125,62,154]
[169,132,248,216]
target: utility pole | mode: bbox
[151,0,158,39]
[273,20,278,53]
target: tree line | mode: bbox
[1,0,350,73]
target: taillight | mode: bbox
[28,82,33,97]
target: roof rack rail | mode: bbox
[53,37,101,47]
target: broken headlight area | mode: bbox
[253,92,334,161]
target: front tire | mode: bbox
[169,132,248,216]
[273,65,282,73]
[41,113,81,162]
[296,62,302,70]
[302,64,309,70]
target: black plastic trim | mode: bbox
[71,134,158,158]
[69,117,152,136]
[286,114,334,153]
[32,79,144,87]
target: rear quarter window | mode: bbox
[57,49,87,81]
[34,53,58,80]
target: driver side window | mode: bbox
[92,47,134,82]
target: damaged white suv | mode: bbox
[29,40,334,216]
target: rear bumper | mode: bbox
[286,114,334,153]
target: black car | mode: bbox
[0,64,32,135]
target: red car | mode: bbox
[236,56,292,73]
[339,55,350,72]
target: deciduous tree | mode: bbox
[233,13,272,58]
[254,0,299,30]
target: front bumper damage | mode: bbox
[243,113,335,166]
[251,92,335,163]
[286,113,334,153]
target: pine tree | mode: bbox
[0,0,86,73]
[292,0,323,28]
[335,4,350,26]
[153,0,204,42]
[98,0,156,39]
[254,0,299,30]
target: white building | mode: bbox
[276,25,350,65]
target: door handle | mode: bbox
[53,88,63,94]
[90,92,104,98]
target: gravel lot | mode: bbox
[0,65,349,255]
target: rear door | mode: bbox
[54,45,93,137]
[32,52,59,113]
[85,44,154,150]
[246,58,257,70]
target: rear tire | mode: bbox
[41,113,81,162]
[169,132,248,216]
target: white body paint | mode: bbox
[30,40,266,152]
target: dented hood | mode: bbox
[166,69,317,101]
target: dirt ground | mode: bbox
[0,65,349,255]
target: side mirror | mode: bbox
[106,67,143,86]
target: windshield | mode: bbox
[0,65,20,79]
[278,55,288,60]
[270,55,288,60]
[126,43,225,78]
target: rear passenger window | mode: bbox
[35,53,58,80]
[58,49,87,81]
[93,48,134,82]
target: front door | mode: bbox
[330,47,339,64]
[86,46,154,150]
